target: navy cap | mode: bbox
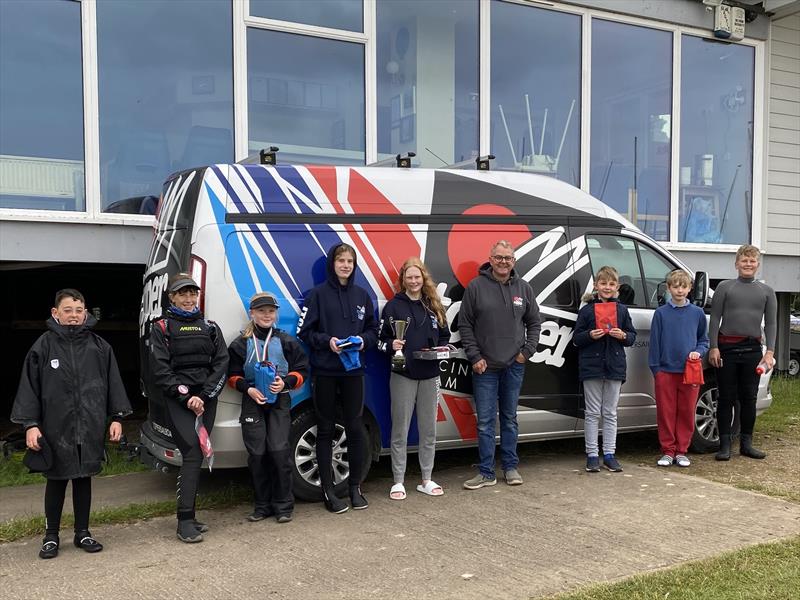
[168,276,200,293]
[250,293,280,310]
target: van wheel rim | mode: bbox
[789,359,799,377]
[295,424,349,487]
[695,387,719,443]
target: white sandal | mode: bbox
[389,482,406,500]
[416,480,444,496]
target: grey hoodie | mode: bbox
[459,262,542,370]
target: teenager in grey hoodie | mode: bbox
[459,241,541,489]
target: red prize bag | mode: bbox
[593,302,618,332]
[683,358,704,385]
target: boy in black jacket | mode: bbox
[228,293,308,523]
[12,288,131,559]
[297,243,378,513]
[573,266,637,473]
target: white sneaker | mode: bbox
[675,454,691,467]
[657,454,674,467]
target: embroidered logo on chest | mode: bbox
[356,305,365,321]
[50,359,60,369]
[513,296,524,308]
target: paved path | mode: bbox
[2,455,800,599]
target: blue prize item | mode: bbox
[254,330,278,403]
[337,336,362,371]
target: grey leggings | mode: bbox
[390,373,439,483]
[583,378,622,456]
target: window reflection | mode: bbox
[0,0,84,212]
[590,20,672,241]
[490,1,581,184]
[97,1,234,214]
[247,30,365,166]
[250,0,363,33]
[680,36,754,244]
[376,0,478,167]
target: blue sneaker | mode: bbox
[603,454,623,472]
[585,455,600,472]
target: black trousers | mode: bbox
[44,476,91,537]
[167,397,217,521]
[241,393,293,516]
[313,375,365,490]
[716,343,762,437]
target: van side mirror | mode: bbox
[692,271,709,307]
[656,281,667,306]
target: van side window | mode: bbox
[638,243,677,307]
[584,235,646,308]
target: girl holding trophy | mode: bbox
[379,257,450,500]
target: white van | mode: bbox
[138,161,773,500]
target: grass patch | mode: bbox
[0,444,147,488]
[0,482,251,543]
[545,535,800,600]
[758,375,800,435]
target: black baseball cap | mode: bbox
[168,276,200,293]
[250,293,280,310]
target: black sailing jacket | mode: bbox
[12,315,131,480]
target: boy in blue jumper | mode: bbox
[649,269,709,468]
[573,266,637,473]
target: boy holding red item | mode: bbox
[573,266,637,473]
[649,269,709,468]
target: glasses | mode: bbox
[491,255,515,263]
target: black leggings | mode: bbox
[716,345,762,437]
[166,399,217,521]
[313,375,365,490]
[44,476,91,537]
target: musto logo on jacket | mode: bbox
[356,305,365,321]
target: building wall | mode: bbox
[766,13,800,257]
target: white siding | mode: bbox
[767,14,800,256]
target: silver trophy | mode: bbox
[390,317,411,372]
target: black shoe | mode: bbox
[247,508,273,522]
[39,536,59,559]
[176,520,203,543]
[193,519,209,533]
[350,486,369,510]
[715,434,731,461]
[323,489,349,514]
[73,531,103,553]
[740,434,766,459]
[276,513,293,524]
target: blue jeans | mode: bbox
[473,362,525,478]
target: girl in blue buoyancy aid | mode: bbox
[227,292,308,523]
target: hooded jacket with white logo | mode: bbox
[12,315,132,479]
[459,262,542,370]
[297,244,379,376]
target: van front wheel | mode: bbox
[691,382,720,453]
[290,406,372,502]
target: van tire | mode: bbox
[691,380,720,453]
[290,405,373,502]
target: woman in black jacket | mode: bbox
[12,288,131,559]
[379,258,450,500]
[148,273,228,543]
[297,243,378,514]
[227,292,308,523]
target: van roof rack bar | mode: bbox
[443,154,495,170]
[366,152,416,168]
[260,147,279,166]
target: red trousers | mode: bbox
[654,371,700,456]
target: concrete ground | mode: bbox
[2,452,800,600]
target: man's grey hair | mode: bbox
[490,240,514,255]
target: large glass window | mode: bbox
[376,1,478,167]
[250,0,363,33]
[491,1,581,184]
[0,0,84,211]
[591,20,672,241]
[97,1,234,214]
[680,36,754,244]
[248,30,365,166]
